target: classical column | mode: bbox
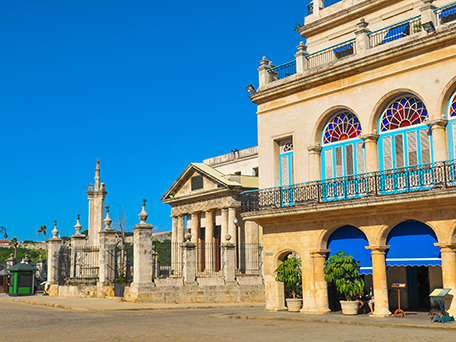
[177,215,185,243]
[295,42,309,73]
[354,18,370,53]
[307,250,330,314]
[47,221,62,294]
[171,216,178,273]
[205,210,214,271]
[360,132,379,172]
[307,145,322,181]
[221,208,228,243]
[228,208,237,245]
[366,246,391,317]
[435,243,456,316]
[428,118,448,162]
[191,212,199,244]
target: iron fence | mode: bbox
[113,241,133,284]
[435,2,456,25]
[267,60,296,80]
[58,245,100,286]
[241,160,456,213]
[368,16,422,48]
[236,243,263,277]
[306,39,356,70]
[169,242,183,277]
[196,242,222,278]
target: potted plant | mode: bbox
[323,250,364,315]
[274,256,302,312]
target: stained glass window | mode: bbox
[323,111,362,144]
[450,94,456,118]
[380,96,428,132]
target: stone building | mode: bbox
[161,147,262,277]
[241,0,456,316]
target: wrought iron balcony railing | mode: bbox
[241,160,456,213]
[368,16,422,48]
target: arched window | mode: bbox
[321,111,365,179]
[279,138,294,186]
[446,91,456,159]
[378,95,431,169]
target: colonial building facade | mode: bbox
[242,0,456,316]
[162,147,262,277]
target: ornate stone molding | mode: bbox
[360,132,379,142]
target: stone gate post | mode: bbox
[222,234,236,285]
[46,221,62,295]
[182,233,197,286]
[98,207,117,289]
[70,215,86,278]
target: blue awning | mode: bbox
[440,6,456,19]
[333,43,353,54]
[386,221,441,267]
[382,23,409,44]
[327,225,372,274]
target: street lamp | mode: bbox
[0,226,7,239]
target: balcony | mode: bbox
[265,2,456,84]
[241,160,456,214]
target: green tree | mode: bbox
[274,257,302,299]
[9,237,18,259]
[37,225,47,242]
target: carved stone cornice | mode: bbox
[360,133,379,142]
[307,145,322,153]
[427,118,448,128]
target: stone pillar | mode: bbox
[182,233,197,285]
[205,210,214,271]
[47,221,62,292]
[420,0,437,33]
[258,57,272,88]
[295,42,309,73]
[35,255,45,281]
[221,208,228,243]
[228,208,237,246]
[98,208,117,287]
[86,159,107,246]
[6,254,16,269]
[171,216,178,274]
[191,212,199,244]
[435,243,456,316]
[71,215,86,278]
[360,132,380,172]
[129,201,155,300]
[366,246,391,317]
[428,118,448,162]
[313,0,323,17]
[307,145,322,181]
[307,250,330,314]
[354,18,370,53]
[222,234,236,285]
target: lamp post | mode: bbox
[0,226,8,239]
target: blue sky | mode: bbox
[0,1,308,241]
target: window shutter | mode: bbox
[383,136,393,169]
[395,134,405,168]
[281,156,289,185]
[335,146,343,177]
[325,149,334,179]
[290,155,294,184]
[453,123,456,159]
[345,144,354,175]
[356,142,365,174]
[407,131,418,166]
[420,129,431,164]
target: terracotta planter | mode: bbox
[340,300,359,315]
[286,298,303,312]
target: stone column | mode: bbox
[171,216,178,274]
[360,132,380,172]
[6,254,16,269]
[258,57,272,88]
[191,212,199,244]
[35,255,45,281]
[420,0,437,33]
[428,118,448,162]
[182,233,197,286]
[435,243,456,316]
[228,208,237,246]
[205,210,214,271]
[222,234,236,285]
[307,250,330,314]
[221,208,228,243]
[295,42,309,73]
[366,246,391,317]
[86,159,107,247]
[307,145,322,181]
[98,208,117,288]
[128,201,155,301]
[47,221,62,294]
[71,215,86,278]
[354,18,370,53]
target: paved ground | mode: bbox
[1,294,456,341]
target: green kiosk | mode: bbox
[8,262,37,296]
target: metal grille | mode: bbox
[236,244,263,277]
[59,245,100,286]
[306,39,355,70]
[368,16,422,48]
[241,160,456,213]
[196,242,222,278]
[267,61,296,80]
[114,242,133,284]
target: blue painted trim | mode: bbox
[447,90,456,159]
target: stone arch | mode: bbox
[317,222,371,250]
[438,75,456,119]
[448,221,456,244]
[311,105,362,146]
[377,218,440,246]
[368,89,429,133]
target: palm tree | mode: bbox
[9,237,18,259]
[37,225,47,242]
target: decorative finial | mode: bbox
[225,234,232,242]
[52,220,59,238]
[184,233,192,242]
[139,199,148,224]
[95,158,101,188]
[104,205,112,230]
[74,214,82,235]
